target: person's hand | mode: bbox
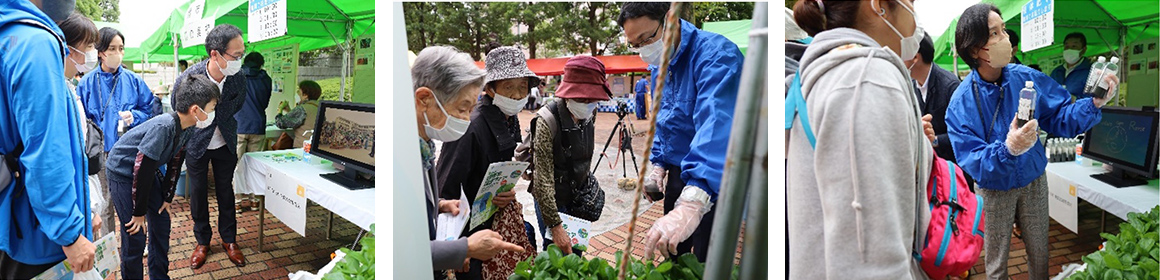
[1005,118,1039,156]
[645,188,708,259]
[550,225,573,255]
[91,214,102,234]
[455,259,470,273]
[921,114,937,144]
[279,101,291,112]
[1093,74,1120,108]
[643,164,667,200]
[124,215,146,235]
[439,200,460,215]
[159,202,170,215]
[118,111,134,124]
[61,235,95,273]
[466,230,524,260]
[492,190,515,209]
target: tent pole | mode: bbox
[174,32,180,84]
[341,20,353,101]
[703,2,767,279]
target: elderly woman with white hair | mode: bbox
[413,46,524,278]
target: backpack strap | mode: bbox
[784,70,817,149]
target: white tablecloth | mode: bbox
[1045,162,1159,220]
[237,149,375,230]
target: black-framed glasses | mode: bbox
[628,23,663,49]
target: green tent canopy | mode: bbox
[136,0,375,58]
[933,0,1158,74]
[702,19,751,54]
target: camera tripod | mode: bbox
[592,103,640,178]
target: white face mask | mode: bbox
[1062,49,1081,64]
[637,26,666,66]
[423,95,470,142]
[218,53,243,76]
[566,99,597,120]
[69,46,98,73]
[492,92,528,116]
[195,107,215,129]
[876,0,924,61]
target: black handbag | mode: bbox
[568,173,604,222]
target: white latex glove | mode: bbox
[645,186,711,259]
[1005,118,1039,156]
[643,164,667,193]
[1092,74,1119,108]
[119,111,134,125]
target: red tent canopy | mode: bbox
[474,55,650,76]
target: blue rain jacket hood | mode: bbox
[78,63,155,151]
[647,19,743,201]
[946,64,1101,191]
[0,0,92,265]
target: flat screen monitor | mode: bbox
[311,101,375,190]
[1081,106,1160,187]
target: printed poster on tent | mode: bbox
[353,33,375,104]
[262,43,299,122]
[34,233,121,280]
[468,161,529,230]
[248,0,287,43]
[1020,0,1054,52]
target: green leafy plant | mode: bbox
[324,224,375,280]
[1068,206,1159,280]
[509,244,738,280]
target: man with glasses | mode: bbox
[170,23,249,269]
[617,2,744,262]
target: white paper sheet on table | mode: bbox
[436,189,470,241]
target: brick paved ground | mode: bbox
[107,186,365,280]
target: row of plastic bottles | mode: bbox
[1046,137,1082,163]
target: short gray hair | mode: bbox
[411,46,485,104]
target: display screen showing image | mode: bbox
[1086,112,1154,167]
[317,107,375,167]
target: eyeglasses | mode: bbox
[628,23,663,49]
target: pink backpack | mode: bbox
[916,153,985,279]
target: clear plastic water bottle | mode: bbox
[1082,56,1107,94]
[1092,57,1120,99]
[301,130,314,163]
[1017,81,1036,127]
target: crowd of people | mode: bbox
[412,2,745,279]
[0,0,331,278]
[786,0,1119,279]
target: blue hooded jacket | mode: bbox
[0,0,92,265]
[1049,57,1092,99]
[235,65,272,135]
[77,63,155,151]
[648,19,744,201]
[946,64,1101,191]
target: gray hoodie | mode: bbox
[787,28,932,279]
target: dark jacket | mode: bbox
[171,59,248,159]
[913,64,961,163]
[235,66,272,135]
[436,95,521,206]
[1049,57,1093,99]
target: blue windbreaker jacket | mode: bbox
[0,0,92,265]
[1049,57,1092,99]
[77,63,155,151]
[648,19,744,201]
[946,64,1101,191]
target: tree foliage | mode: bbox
[76,0,120,23]
[403,2,754,59]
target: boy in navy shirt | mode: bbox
[105,74,219,279]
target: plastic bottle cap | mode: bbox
[1109,57,1120,63]
[1025,81,1034,88]
[1097,56,1106,63]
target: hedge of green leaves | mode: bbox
[324,224,375,280]
[509,244,738,280]
[1068,206,1159,280]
